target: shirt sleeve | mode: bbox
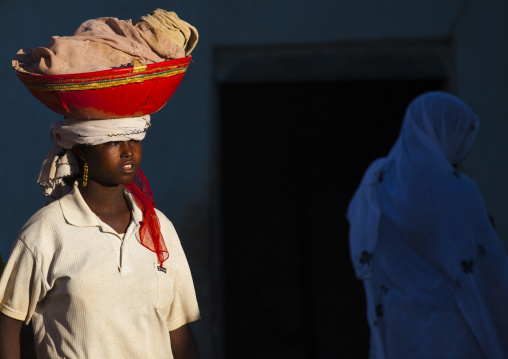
[0,238,46,324]
[156,212,200,331]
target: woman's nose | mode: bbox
[120,141,133,157]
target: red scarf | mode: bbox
[124,169,168,267]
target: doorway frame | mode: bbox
[211,39,455,358]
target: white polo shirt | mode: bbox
[0,183,200,358]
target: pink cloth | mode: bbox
[13,10,197,75]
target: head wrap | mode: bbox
[37,115,150,201]
[347,92,508,358]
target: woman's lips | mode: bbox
[121,162,136,172]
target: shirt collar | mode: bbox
[59,183,143,227]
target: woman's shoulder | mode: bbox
[154,207,171,223]
[154,208,179,241]
[17,200,65,244]
[154,208,174,230]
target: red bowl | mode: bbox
[14,56,192,119]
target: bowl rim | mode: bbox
[14,55,192,82]
[14,56,192,92]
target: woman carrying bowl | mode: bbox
[0,9,201,359]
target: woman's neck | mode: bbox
[79,180,125,208]
[78,181,132,233]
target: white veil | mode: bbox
[347,91,508,358]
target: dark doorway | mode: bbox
[220,79,445,359]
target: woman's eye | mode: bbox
[106,141,120,146]
[129,139,140,143]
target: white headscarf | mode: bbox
[37,115,150,203]
[347,92,508,358]
[348,92,480,279]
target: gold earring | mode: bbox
[82,163,88,187]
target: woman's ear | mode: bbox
[73,145,87,163]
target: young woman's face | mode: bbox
[84,140,143,186]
